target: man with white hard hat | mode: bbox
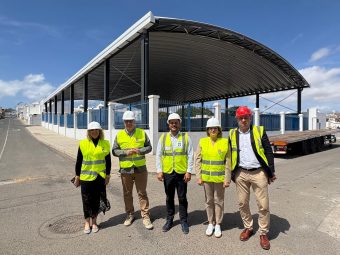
[112,110,153,230]
[156,112,194,234]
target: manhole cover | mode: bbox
[39,214,84,239]
[49,215,83,234]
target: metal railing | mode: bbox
[77,112,87,129]
[113,100,149,129]
[60,115,64,127]
[67,114,74,128]
[92,108,108,129]
[158,100,215,132]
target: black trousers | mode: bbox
[80,176,105,219]
[163,171,188,222]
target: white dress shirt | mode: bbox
[238,129,261,169]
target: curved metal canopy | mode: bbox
[43,12,309,106]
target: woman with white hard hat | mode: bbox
[73,121,111,234]
[194,117,231,238]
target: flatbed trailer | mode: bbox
[269,129,338,155]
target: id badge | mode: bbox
[177,141,182,147]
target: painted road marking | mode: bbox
[318,203,340,240]
[0,176,68,186]
[0,119,10,161]
[0,180,17,186]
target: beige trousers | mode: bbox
[203,182,225,225]
[235,168,270,234]
[121,171,150,219]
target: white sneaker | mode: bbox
[124,214,135,226]
[214,224,222,238]
[206,224,214,236]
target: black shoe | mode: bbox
[181,221,189,234]
[162,218,173,232]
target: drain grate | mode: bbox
[39,214,84,239]
[48,215,83,234]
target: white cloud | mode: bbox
[247,66,340,113]
[290,33,303,44]
[0,74,55,102]
[309,47,331,62]
[300,66,340,102]
[0,16,61,38]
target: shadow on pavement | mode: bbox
[187,210,289,239]
[100,212,126,229]
[100,205,179,229]
[222,211,244,231]
[251,213,290,240]
[187,210,243,230]
[269,214,290,239]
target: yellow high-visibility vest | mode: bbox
[229,126,268,171]
[80,139,110,181]
[117,128,146,169]
[200,137,228,183]
[161,132,188,174]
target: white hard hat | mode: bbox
[167,113,181,124]
[88,121,102,130]
[206,118,221,128]
[122,111,135,120]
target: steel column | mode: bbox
[84,75,88,112]
[225,98,229,130]
[297,88,302,114]
[54,95,57,114]
[104,59,110,108]
[256,93,260,108]
[201,102,204,130]
[61,91,64,115]
[49,99,52,113]
[141,30,149,126]
[70,84,74,114]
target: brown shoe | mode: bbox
[260,234,270,250]
[240,228,253,241]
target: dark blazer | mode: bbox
[230,125,275,181]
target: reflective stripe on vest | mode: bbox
[229,126,268,171]
[117,128,146,169]
[161,132,188,174]
[82,159,106,165]
[200,137,228,183]
[80,139,110,181]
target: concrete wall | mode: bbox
[27,114,41,125]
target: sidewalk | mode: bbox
[25,125,158,173]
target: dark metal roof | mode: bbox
[148,18,309,103]
[44,13,309,105]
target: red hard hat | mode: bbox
[236,106,252,117]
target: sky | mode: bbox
[0,0,340,113]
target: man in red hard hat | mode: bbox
[229,106,277,250]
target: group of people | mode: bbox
[73,106,276,250]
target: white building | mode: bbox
[308,107,326,130]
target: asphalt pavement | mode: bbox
[0,118,339,255]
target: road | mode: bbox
[0,118,339,255]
